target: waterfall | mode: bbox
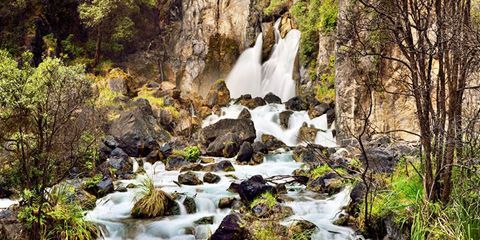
[226,19,301,102]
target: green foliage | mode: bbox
[184,146,201,161]
[83,174,103,189]
[309,164,346,179]
[250,221,283,240]
[250,192,277,209]
[291,228,316,240]
[316,84,335,103]
[291,0,338,66]
[18,185,98,239]
[131,177,170,218]
[264,0,289,15]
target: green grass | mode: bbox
[264,0,289,15]
[131,177,170,218]
[310,165,347,179]
[250,192,277,209]
[184,146,201,161]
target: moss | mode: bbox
[83,174,103,189]
[249,221,285,240]
[250,192,277,209]
[134,87,164,108]
[310,165,347,179]
[264,0,289,15]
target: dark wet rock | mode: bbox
[238,108,251,119]
[203,160,235,172]
[194,216,214,225]
[360,147,397,173]
[251,152,265,165]
[285,96,308,111]
[203,172,221,183]
[239,97,266,109]
[261,134,287,151]
[227,182,240,193]
[145,150,163,164]
[178,171,203,185]
[179,163,204,172]
[252,141,268,154]
[159,143,173,157]
[85,177,114,198]
[206,133,240,157]
[116,186,128,192]
[326,108,335,127]
[164,200,181,216]
[165,155,189,171]
[102,148,133,178]
[307,172,344,194]
[104,135,119,149]
[264,92,282,104]
[237,175,276,203]
[293,145,328,167]
[298,123,319,143]
[288,220,317,237]
[0,207,28,240]
[201,119,256,145]
[204,80,231,108]
[183,196,197,214]
[99,142,112,162]
[346,182,366,215]
[109,99,170,157]
[218,197,236,209]
[308,102,330,118]
[237,142,254,163]
[211,214,249,240]
[279,110,293,129]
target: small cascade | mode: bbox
[226,19,301,102]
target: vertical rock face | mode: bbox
[160,0,262,96]
[334,0,419,145]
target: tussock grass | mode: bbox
[131,177,170,218]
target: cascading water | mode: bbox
[226,20,301,102]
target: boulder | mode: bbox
[85,177,114,198]
[261,22,276,63]
[252,141,268,154]
[0,207,28,240]
[203,172,221,183]
[160,81,176,91]
[308,102,330,118]
[107,68,130,95]
[293,145,328,167]
[206,133,241,157]
[238,108,251,119]
[201,119,256,145]
[103,148,133,178]
[165,155,190,171]
[288,220,317,237]
[145,150,163,164]
[178,171,203,185]
[279,111,293,129]
[109,99,170,157]
[261,134,287,151]
[237,175,276,203]
[204,80,230,108]
[326,108,335,127]
[236,142,254,163]
[211,214,249,240]
[360,147,397,173]
[218,197,236,209]
[203,160,235,172]
[238,97,266,109]
[194,216,214,225]
[307,172,344,194]
[298,123,319,143]
[264,92,282,104]
[179,163,204,172]
[183,196,197,214]
[285,96,308,111]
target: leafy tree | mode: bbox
[0,49,101,239]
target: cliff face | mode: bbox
[157,0,263,96]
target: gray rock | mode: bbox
[178,171,203,185]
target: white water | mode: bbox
[203,103,336,148]
[226,20,301,102]
[0,199,18,209]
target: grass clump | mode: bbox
[18,184,99,239]
[184,146,201,161]
[310,165,347,179]
[131,177,171,218]
[250,192,277,209]
[135,87,164,107]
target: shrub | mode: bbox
[131,177,170,218]
[184,146,201,161]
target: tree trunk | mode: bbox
[93,25,102,67]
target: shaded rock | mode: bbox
[159,143,173,157]
[298,123,319,143]
[360,147,397,173]
[85,177,114,198]
[211,214,249,240]
[116,186,128,192]
[238,97,266,109]
[194,216,214,225]
[237,175,276,203]
[261,134,287,151]
[145,150,163,164]
[178,171,203,185]
[104,135,119,149]
[206,133,240,158]
[252,203,270,218]
[0,207,28,240]
[293,145,328,167]
[202,119,256,145]
[326,108,335,127]
[236,142,254,163]
[238,108,251,119]
[218,197,236,209]
[103,148,133,178]
[279,110,293,129]
[204,80,230,108]
[109,99,170,157]
[285,96,308,111]
[107,68,130,95]
[179,163,204,172]
[198,106,213,119]
[165,155,189,171]
[251,152,265,165]
[200,157,214,164]
[203,172,221,183]
[203,160,235,172]
[307,172,344,194]
[261,22,275,63]
[252,141,268,154]
[183,196,197,214]
[308,102,330,118]
[264,92,282,104]
[288,220,317,237]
